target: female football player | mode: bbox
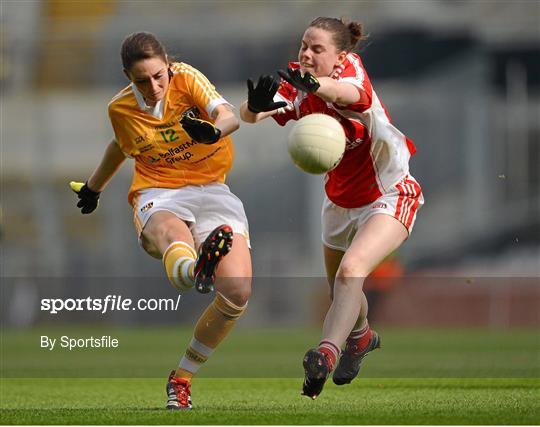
[240,17,423,399]
[70,32,251,410]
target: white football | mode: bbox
[287,114,346,174]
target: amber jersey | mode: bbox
[108,62,234,205]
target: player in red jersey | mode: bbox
[240,17,423,399]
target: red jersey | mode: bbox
[272,53,418,208]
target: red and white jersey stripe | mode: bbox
[273,53,420,209]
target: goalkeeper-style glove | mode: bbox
[278,68,320,93]
[247,75,287,113]
[180,115,221,144]
[70,181,100,214]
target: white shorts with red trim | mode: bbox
[322,175,423,252]
[132,183,250,250]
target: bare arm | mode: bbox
[212,103,240,136]
[314,77,361,105]
[278,69,366,107]
[239,101,280,124]
[87,140,126,192]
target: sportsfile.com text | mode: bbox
[40,295,182,314]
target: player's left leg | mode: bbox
[332,177,423,386]
[193,224,235,294]
[318,245,373,384]
[167,234,251,409]
[167,183,251,409]
[325,214,407,343]
[214,233,252,305]
[324,246,374,387]
[302,214,407,399]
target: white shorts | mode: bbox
[322,175,424,252]
[132,183,250,249]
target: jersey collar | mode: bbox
[131,83,165,120]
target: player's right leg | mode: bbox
[324,245,344,297]
[139,212,199,410]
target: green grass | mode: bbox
[2,326,539,378]
[1,378,539,424]
[1,327,539,424]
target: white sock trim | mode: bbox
[189,337,214,357]
[178,356,200,374]
[172,257,194,289]
[163,241,196,264]
[180,258,194,283]
[349,322,370,339]
[319,340,341,358]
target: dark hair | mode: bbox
[120,32,168,71]
[309,17,367,52]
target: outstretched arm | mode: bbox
[239,102,279,124]
[314,77,361,105]
[278,68,362,106]
[240,75,287,124]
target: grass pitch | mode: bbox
[1,327,539,424]
[1,378,538,425]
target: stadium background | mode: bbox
[1,0,539,377]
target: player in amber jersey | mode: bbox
[240,17,423,399]
[70,32,251,410]
[109,60,237,206]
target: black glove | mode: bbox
[70,181,100,214]
[247,75,288,113]
[180,115,221,144]
[278,68,320,93]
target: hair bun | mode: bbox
[310,16,367,52]
[340,17,367,50]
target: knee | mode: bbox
[337,255,372,279]
[335,261,368,290]
[229,282,252,307]
[219,278,251,307]
[142,220,179,250]
[145,222,174,246]
[230,290,250,307]
[140,236,162,259]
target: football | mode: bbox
[287,114,346,174]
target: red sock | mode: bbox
[317,340,340,371]
[346,324,373,354]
